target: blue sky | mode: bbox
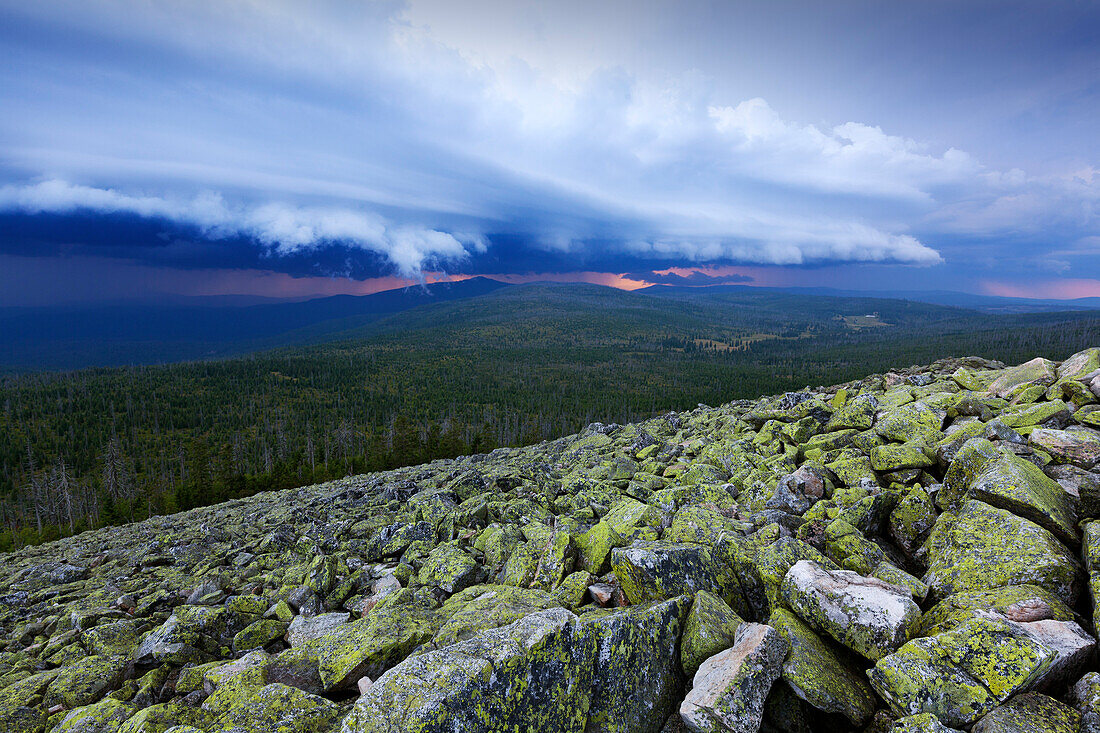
[1,0,1098,304]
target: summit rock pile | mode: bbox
[2,349,1100,733]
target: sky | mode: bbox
[1,0,1099,305]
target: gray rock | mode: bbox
[781,560,921,661]
[584,596,690,733]
[678,622,788,733]
[286,612,350,647]
[971,692,1081,733]
[341,608,595,733]
[1069,672,1100,733]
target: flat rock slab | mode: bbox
[286,612,350,647]
[679,622,788,733]
[923,500,1082,606]
[611,541,734,606]
[987,357,1056,398]
[967,452,1079,546]
[342,608,595,733]
[782,560,920,661]
[1029,427,1100,470]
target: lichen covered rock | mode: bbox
[583,596,690,733]
[781,560,920,661]
[308,594,439,691]
[208,683,340,733]
[768,608,876,726]
[342,608,595,733]
[678,622,788,733]
[1,350,1097,733]
[923,500,1082,605]
[611,541,739,607]
[52,698,134,733]
[971,692,1082,733]
[869,613,1082,727]
[680,590,743,677]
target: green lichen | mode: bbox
[922,500,1082,605]
[44,654,128,709]
[768,608,875,726]
[680,590,743,677]
[52,698,134,733]
[208,683,340,733]
[343,609,594,733]
[919,584,1073,636]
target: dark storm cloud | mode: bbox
[0,0,1096,299]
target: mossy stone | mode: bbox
[680,590,744,677]
[116,702,213,733]
[52,698,134,733]
[604,497,665,539]
[870,442,935,472]
[767,608,875,726]
[752,536,839,618]
[781,561,920,661]
[308,595,440,691]
[343,609,594,733]
[966,452,1078,545]
[419,542,481,594]
[869,635,997,727]
[611,541,744,612]
[82,620,144,657]
[824,519,884,575]
[923,500,1082,606]
[919,584,1074,636]
[889,486,937,556]
[554,571,594,609]
[582,596,690,733]
[999,400,1069,429]
[44,654,128,709]
[208,683,340,733]
[987,358,1057,399]
[891,712,965,732]
[533,530,575,590]
[664,505,744,545]
[501,540,542,587]
[971,692,1081,733]
[201,664,268,716]
[939,438,1002,510]
[231,619,287,653]
[432,584,561,648]
[825,452,878,487]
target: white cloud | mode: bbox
[705,99,980,199]
[0,180,478,276]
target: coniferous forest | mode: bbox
[1,283,1097,549]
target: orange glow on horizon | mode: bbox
[172,268,655,299]
[464,271,651,290]
[981,278,1100,300]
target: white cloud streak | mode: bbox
[0,180,483,276]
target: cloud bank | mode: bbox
[0,0,1096,284]
[0,180,484,276]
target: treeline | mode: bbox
[1,284,1096,551]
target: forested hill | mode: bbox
[0,276,509,372]
[1,283,1098,549]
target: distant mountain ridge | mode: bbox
[1,276,1096,372]
[638,284,1100,313]
[0,277,509,371]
